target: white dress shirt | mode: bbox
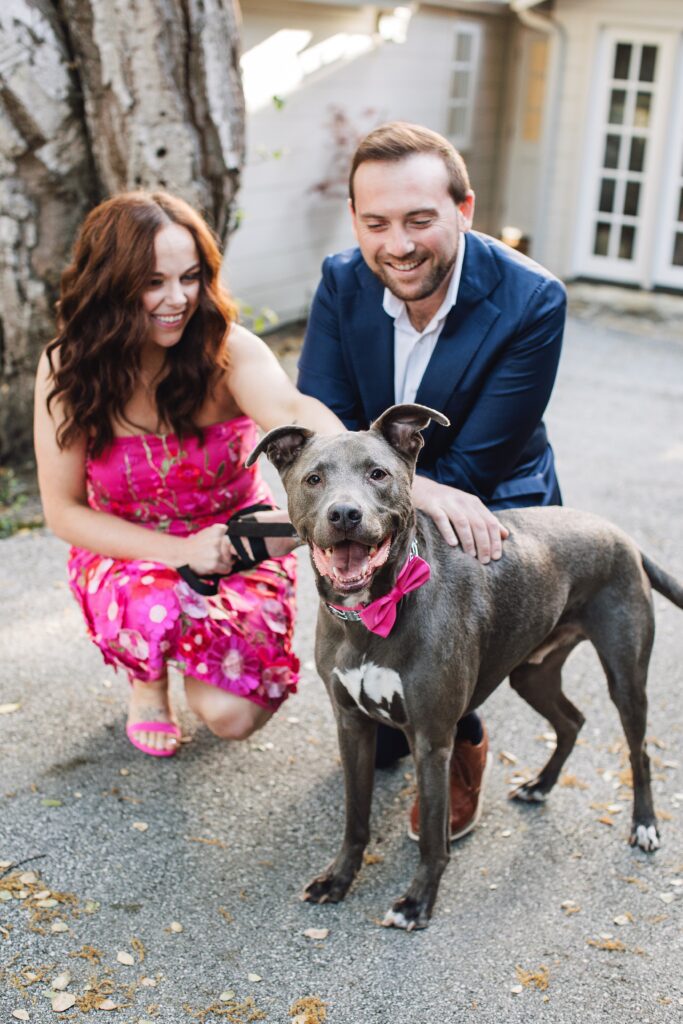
[384,234,467,404]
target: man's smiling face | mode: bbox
[350,152,474,309]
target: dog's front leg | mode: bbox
[384,734,452,931]
[303,708,377,905]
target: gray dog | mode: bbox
[246,403,683,930]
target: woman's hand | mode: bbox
[411,475,508,563]
[181,524,235,575]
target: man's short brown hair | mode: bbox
[349,121,470,208]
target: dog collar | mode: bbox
[325,540,430,638]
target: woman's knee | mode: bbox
[184,677,271,740]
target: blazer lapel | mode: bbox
[344,261,396,423]
[415,234,502,444]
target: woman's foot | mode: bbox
[126,675,180,756]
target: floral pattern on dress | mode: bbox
[68,418,298,710]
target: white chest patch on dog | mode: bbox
[332,662,404,721]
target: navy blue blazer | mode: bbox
[297,232,566,509]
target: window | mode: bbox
[446,23,481,150]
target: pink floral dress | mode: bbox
[67,417,298,710]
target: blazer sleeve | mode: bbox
[420,277,566,499]
[297,258,363,430]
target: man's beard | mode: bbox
[376,249,457,303]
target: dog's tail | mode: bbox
[642,555,683,609]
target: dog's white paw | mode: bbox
[382,908,413,931]
[631,824,660,852]
[511,784,547,803]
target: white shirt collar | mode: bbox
[382,233,467,333]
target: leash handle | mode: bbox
[177,505,299,595]
[176,564,222,596]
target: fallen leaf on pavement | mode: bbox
[52,972,71,991]
[587,937,626,951]
[0,703,21,715]
[51,992,76,1012]
[131,822,148,832]
[289,995,328,1023]
[98,1000,117,1011]
[614,913,634,926]
[560,900,581,914]
[116,950,135,965]
[363,852,384,865]
[219,991,236,1001]
[12,1011,30,1021]
[303,928,329,940]
[515,965,550,990]
[169,921,183,933]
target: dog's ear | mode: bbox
[371,404,450,461]
[245,425,314,472]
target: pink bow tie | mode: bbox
[328,554,431,637]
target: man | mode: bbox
[297,122,566,842]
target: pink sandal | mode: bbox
[126,720,181,758]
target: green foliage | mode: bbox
[0,467,28,538]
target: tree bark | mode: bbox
[0,0,244,461]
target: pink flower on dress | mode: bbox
[89,586,123,640]
[199,634,261,695]
[167,462,202,486]
[259,598,290,635]
[177,580,209,619]
[131,589,181,639]
[257,647,300,699]
[117,629,150,661]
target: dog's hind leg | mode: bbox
[585,593,659,852]
[509,641,584,803]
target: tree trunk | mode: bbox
[0,0,244,462]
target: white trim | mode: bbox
[573,28,677,287]
[653,34,683,289]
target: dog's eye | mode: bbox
[305,473,322,486]
[369,468,388,481]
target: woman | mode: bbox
[34,191,342,757]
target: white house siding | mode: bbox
[227,1,511,325]
[539,0,683,286]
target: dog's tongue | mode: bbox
[330,541,369,575]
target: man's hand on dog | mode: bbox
[411,475,509,563]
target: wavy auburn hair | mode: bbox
[46,190,237,455]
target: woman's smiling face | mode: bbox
[142,222,201,351]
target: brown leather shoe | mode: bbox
[408,724,491,842]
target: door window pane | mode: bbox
[673,233,683,267]
[450,69,470,100]
[677,188,683,224]
[639,46,657,83]
[608,89,626,124]
[619,225,635,260]
[604,135,621,169]
[623,181,641,217]
[629,137,646,172]
[613,43,631,79]
[594,223,611,256]
[599,178,616,213]
[447,105,467,138]
[455,33,471,62]
[634,91,651,128]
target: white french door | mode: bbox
[575,30,682,288]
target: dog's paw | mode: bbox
[509,780,548,803]
[630,823,661,852]
[302,871,351,905]
[382,896,430,931]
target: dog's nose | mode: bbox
[327,502,363,531]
